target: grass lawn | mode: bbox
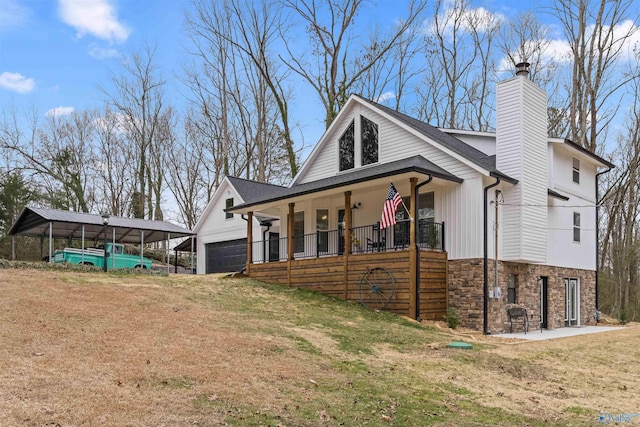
[0,268,638,426]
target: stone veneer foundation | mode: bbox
[447,259,596,333]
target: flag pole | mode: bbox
[399,198,414,221]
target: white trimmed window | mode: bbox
[573,212,581,242]
[572,158,580,184]
[225,198,234,219]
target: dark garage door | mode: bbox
[205,239,247,273]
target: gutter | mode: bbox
[414,175,434,320]
[483,177,501,334]
[595,166,613,313]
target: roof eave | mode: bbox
[563,138,615,169]
[228,165,463,213]
[490,171,518,185]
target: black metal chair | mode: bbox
[366,236,386,252]
[507,307,529,334]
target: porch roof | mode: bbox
[228,155,462,213]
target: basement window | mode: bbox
[572,158,580,184]
[507,274,518,304]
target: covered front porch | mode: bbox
[230,158,463,320]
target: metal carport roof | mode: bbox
[9,206,194,244]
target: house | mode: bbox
[193,176,285,274]
[198,63,614,334]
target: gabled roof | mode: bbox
[229,155,462,212]
[226,176,288,204]
[192,175,287,233]
[9,206,193,243]
[353,95,512,177]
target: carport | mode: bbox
[8,206,194,272]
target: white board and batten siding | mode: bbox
[194,180,262,274]
[296,100,480,185]
[438,177,485,259]
[496,75,548,263]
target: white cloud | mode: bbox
[89,44,121,59]
[0,71,36,93]
[428,5,505,38]
[58,0,130,42]
[542,39,573,64]
[0,0,30,31]
[376,92,396,103]
[45,106,75,117]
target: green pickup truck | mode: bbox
[53,243,153,269]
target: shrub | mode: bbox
[445,307,460,329]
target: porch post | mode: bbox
[409,178,418,319]
[287,203,295,287]
[343,191,352,300]
[246,211,253,275]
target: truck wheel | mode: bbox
[42,256,50,262]
[135,265,147,269]
[82,262,93,266]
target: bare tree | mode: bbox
[416,0,501,131]
[1,107,96,212]
[282,0,428,129]
[165,116,207,229]
[186,0,298,178]
[551,0,638,152]
[94,106,137,216]
[104,45,168,219]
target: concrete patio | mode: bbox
[496,325,625,341]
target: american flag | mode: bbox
[381,183,402,229]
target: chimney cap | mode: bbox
[515,62,531,77]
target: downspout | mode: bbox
[595,166,613,315]
[260,220,273,263]
[483,177,501,335]
[414,175,433,320]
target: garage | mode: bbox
[205,239,247,273]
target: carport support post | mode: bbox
[140,231,144,267]
[112,228,116,269]
[81,225,85,265]
[246,212,253,275]
[11,235,16,260]
[190,236,194,274]
[287,203,294,287]
[48,222,53,263]
[343,191,352,300]
[409,178,418,319]
[167,233,171,274]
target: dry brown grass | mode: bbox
[0,268,638,426]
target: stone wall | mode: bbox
[448,259,596,333]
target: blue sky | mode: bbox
[1,0,187,116]
[1,0,639,157]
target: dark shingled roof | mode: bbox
[229,155,462,211]
[226,176,288,204]
[354,95,510,176]
[9,206,193,243]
